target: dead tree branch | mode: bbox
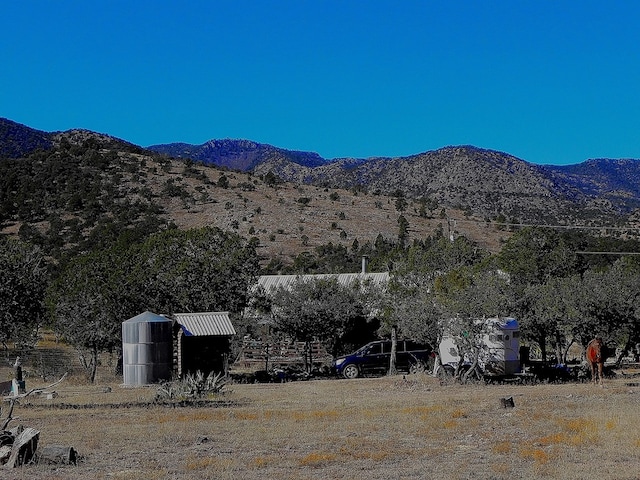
[1,373,68,430]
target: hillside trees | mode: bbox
[518,276,583,362]
[283,237,400,275]
[577,260,640,360]
[0,145,171,260]
[0,237,49,350]
[269,277,378,371]
[403,233,487,279]
[497,227,579,292]
[435,268,515,381]
[49,246,133,383]
[501,228,640,361]
[376,233,488,375]
[497,227,583,358]
[49,226,259,382]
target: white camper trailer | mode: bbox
[438,317,521,377]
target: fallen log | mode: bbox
[36,445,77,465]
[5,427,39,468]
[0,445,10,464]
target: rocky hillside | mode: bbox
[1,119,501,268]
[540,159,640,212]
[2,117,640,266]
[253,146,572,223]
[149,136,640,225]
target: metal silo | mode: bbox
[122,311,173,385]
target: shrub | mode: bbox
[155,371,229,402]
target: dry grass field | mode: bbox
[3,358,640,480]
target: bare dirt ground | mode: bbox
[3,364,640,480]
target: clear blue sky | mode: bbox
[2,1,639,165]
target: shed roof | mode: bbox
[257,272,389,293]
[173,312,236,337]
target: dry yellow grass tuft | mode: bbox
[299,451,338,466]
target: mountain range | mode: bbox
[152,130,640,225]
[2,117,640,239]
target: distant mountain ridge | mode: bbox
[149,138,327,171]
[541,159,640,197]
[149,138,640,222]
[0,118,52,157]
[3,117,640,225]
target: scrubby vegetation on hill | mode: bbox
[1,128,511,268]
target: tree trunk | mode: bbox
[388,326,397,375]
[538,334,547,362]
[555,333,564,364]
[562,338,575,364]
[615,323,640,366]
[461,347,482,383]
[303,341,310,373]
[114,345,123,376]
[89,344,98,383]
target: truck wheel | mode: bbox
[342,364,360,379]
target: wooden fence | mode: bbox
[235,338,333,370]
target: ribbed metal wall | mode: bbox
[257,272,390,293]
[122,311,173,386]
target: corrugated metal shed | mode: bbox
[173,312,236,337]
[257,272,389,293]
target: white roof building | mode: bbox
[256,271,389,294]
